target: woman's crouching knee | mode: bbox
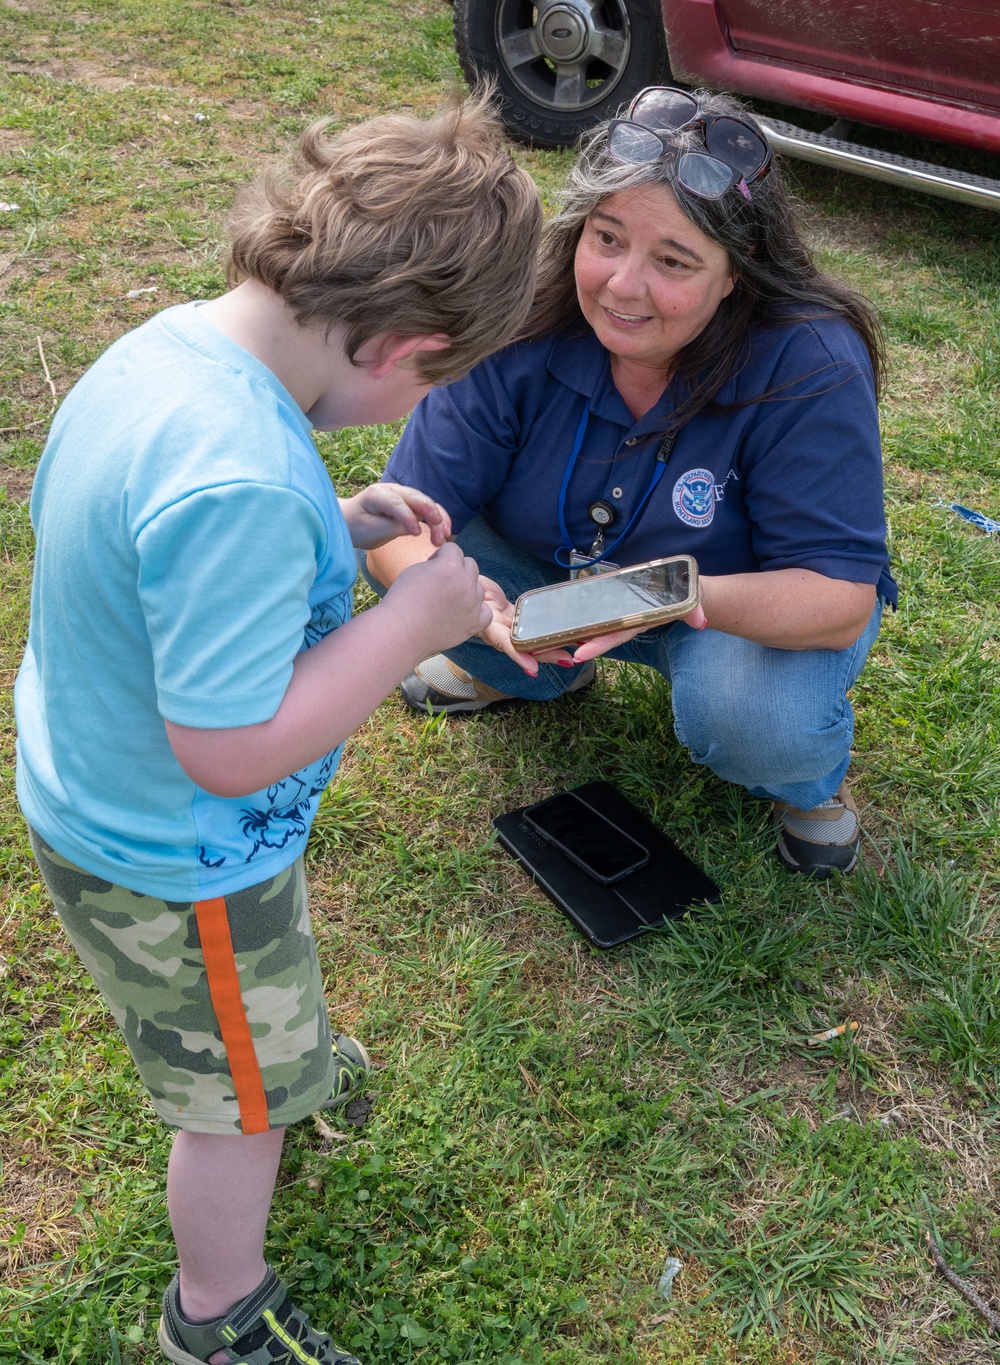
[673,680,854,791]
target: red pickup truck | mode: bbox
[453,0,1000,211]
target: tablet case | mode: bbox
[493,780,721,949]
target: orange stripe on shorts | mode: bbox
[193,896,270,1135]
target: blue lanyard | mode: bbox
[555,400,673,569]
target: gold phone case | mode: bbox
[509,555,699,653]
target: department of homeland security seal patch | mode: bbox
[672,468,716,527]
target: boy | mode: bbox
[14,97,541,1365]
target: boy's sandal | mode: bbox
[158,1266,361,1365]
[324,1033,371,1112]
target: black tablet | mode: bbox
[493,780,721,948]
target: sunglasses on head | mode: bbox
[606,87,772,201]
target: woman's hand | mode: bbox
[475,577,574,676]
[474,577,557,676]
[567,599,707,663]
[478,580,708,675]
[340,483,451,551]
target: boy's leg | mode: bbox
[25,844,341,1133]
[26,836,367,1359]
[167,1127,285,1330]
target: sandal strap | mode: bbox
[214,1267,283,1346]
[160,1266,283,1360]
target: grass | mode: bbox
[2,1,1000,1361]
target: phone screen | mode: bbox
[514,560,691,642]
[524,792,649,883]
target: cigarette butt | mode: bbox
[807,1021,860,1046]
[312,1113,337,1142]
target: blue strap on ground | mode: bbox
[949,503,1000,535]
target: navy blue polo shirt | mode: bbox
[386,317,897,604]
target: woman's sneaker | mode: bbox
[773,781,861,878]
[158,1266,361,1364]
[399,655,596,716]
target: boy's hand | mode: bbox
[384,542,491,654]
[340,483,451,551]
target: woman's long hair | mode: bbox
[522,90,884,424]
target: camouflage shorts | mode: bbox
[29,831,335,1135]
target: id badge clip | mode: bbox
[569,503,621,579]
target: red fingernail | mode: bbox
[557,660,573,667]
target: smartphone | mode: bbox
[509,555,698,653]
[522,791,650,884]
[494,780,722,948]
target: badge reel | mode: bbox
[570,501,621,579]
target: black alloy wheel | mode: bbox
[454,0,673,149]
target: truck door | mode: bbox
[716,0,1000,110]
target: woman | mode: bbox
[366,87,896,879]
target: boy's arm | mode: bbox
[164,543,489,798]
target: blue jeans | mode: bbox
[360,518,884,810]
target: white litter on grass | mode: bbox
[126,286,158,298]
[657,1257,683,1299]
[194,112,208,122]
[0,202,20,212]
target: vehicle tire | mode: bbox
[454,0,672,150]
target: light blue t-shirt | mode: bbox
[16,303,356,899]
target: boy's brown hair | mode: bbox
[226,93,542,383]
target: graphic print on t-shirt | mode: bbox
[197,593,351,872]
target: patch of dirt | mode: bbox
[0,1151,86,1281]
[0,128,31,152]
[0,252,35,298]
[888,466,950,500]
[763,1050,815,1095]
[0,467,34,500]
[800,200,900,259]
[71,58,174,91]
[5,56,165,91]
[222,97,264,121]
[76,71,134,92]
[342,1093,374,1127]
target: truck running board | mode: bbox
[758,118,1000,212]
